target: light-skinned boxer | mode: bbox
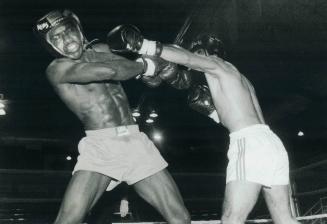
[107,25,300,224]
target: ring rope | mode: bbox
[111,213,327,224]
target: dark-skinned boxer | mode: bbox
[34,11,190,224]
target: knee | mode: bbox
[54,206,86,224]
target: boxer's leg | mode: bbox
[221,180,261,224]
[54,170,112,224]
[133,169,191,224]
[263,185,300,224]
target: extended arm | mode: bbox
[106,25,235,78]
[159,45,218,73]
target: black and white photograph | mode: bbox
[0,0,326,223]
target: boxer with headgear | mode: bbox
[115,27,299,224]
[34,10,190,224]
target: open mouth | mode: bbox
[65,42,79,54]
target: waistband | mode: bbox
[229,124,270,139]
[85,125,139,137]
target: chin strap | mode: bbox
[84,38,100,50]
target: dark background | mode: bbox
[0,0,327,223]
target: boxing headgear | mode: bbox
[189,34,226,59]
[34,9,85,58]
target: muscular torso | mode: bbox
[54,81,134,130]
[47,44,139,130]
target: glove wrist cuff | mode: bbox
[136,57,156,77]
[139,39,162,56]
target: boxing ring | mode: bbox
[0,159,327,224]
[111,213,327,223]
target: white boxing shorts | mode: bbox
[73,125,168,191]
[226,124,289,187]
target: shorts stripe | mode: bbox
[236,138,246,180]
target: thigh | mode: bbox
[132,169,188,219]
[56,170,112,221]
[263,185,297,224]
[222,181,261,220]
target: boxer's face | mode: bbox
[47,22,83,59]
[193,48,208,56]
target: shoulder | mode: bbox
[46,58,75,84]
[89,42,126,60]
[241,75,255,91]
[90,43,111,53]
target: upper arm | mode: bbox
[46,59,117,84]
[47,54,143,84]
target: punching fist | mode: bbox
[161,68,192,90]
[107,24,142,53]
[107,24,162,56]
[187,84,220,123]
[136,55,175,88]
[136,55,170,77]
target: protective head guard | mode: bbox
[189,34,226,59]
[34,9,85,58]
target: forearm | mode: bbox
[66,60,144,83]
[101,59,144,80]
[159,45,217,73]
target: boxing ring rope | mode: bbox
[110,213,327,224]
[294,187,327,197]
[290,159,327,175]
[174,15,192,45]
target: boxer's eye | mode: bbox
[51,35,60,43]
[65,27,73,33]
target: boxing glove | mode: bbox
[161,68,192,90]
[107,24,162,56]
[136,55,180,88]
[187,84,220,123]
[140,75,163,88]
[136,55,170,77]
[107,24,142,53]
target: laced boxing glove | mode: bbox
[135,56,162,87]
[107,24,163,56]
[136,55,179,88]
[136,55,170,77]
[187,84,220,123]
[137,57,192,89]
